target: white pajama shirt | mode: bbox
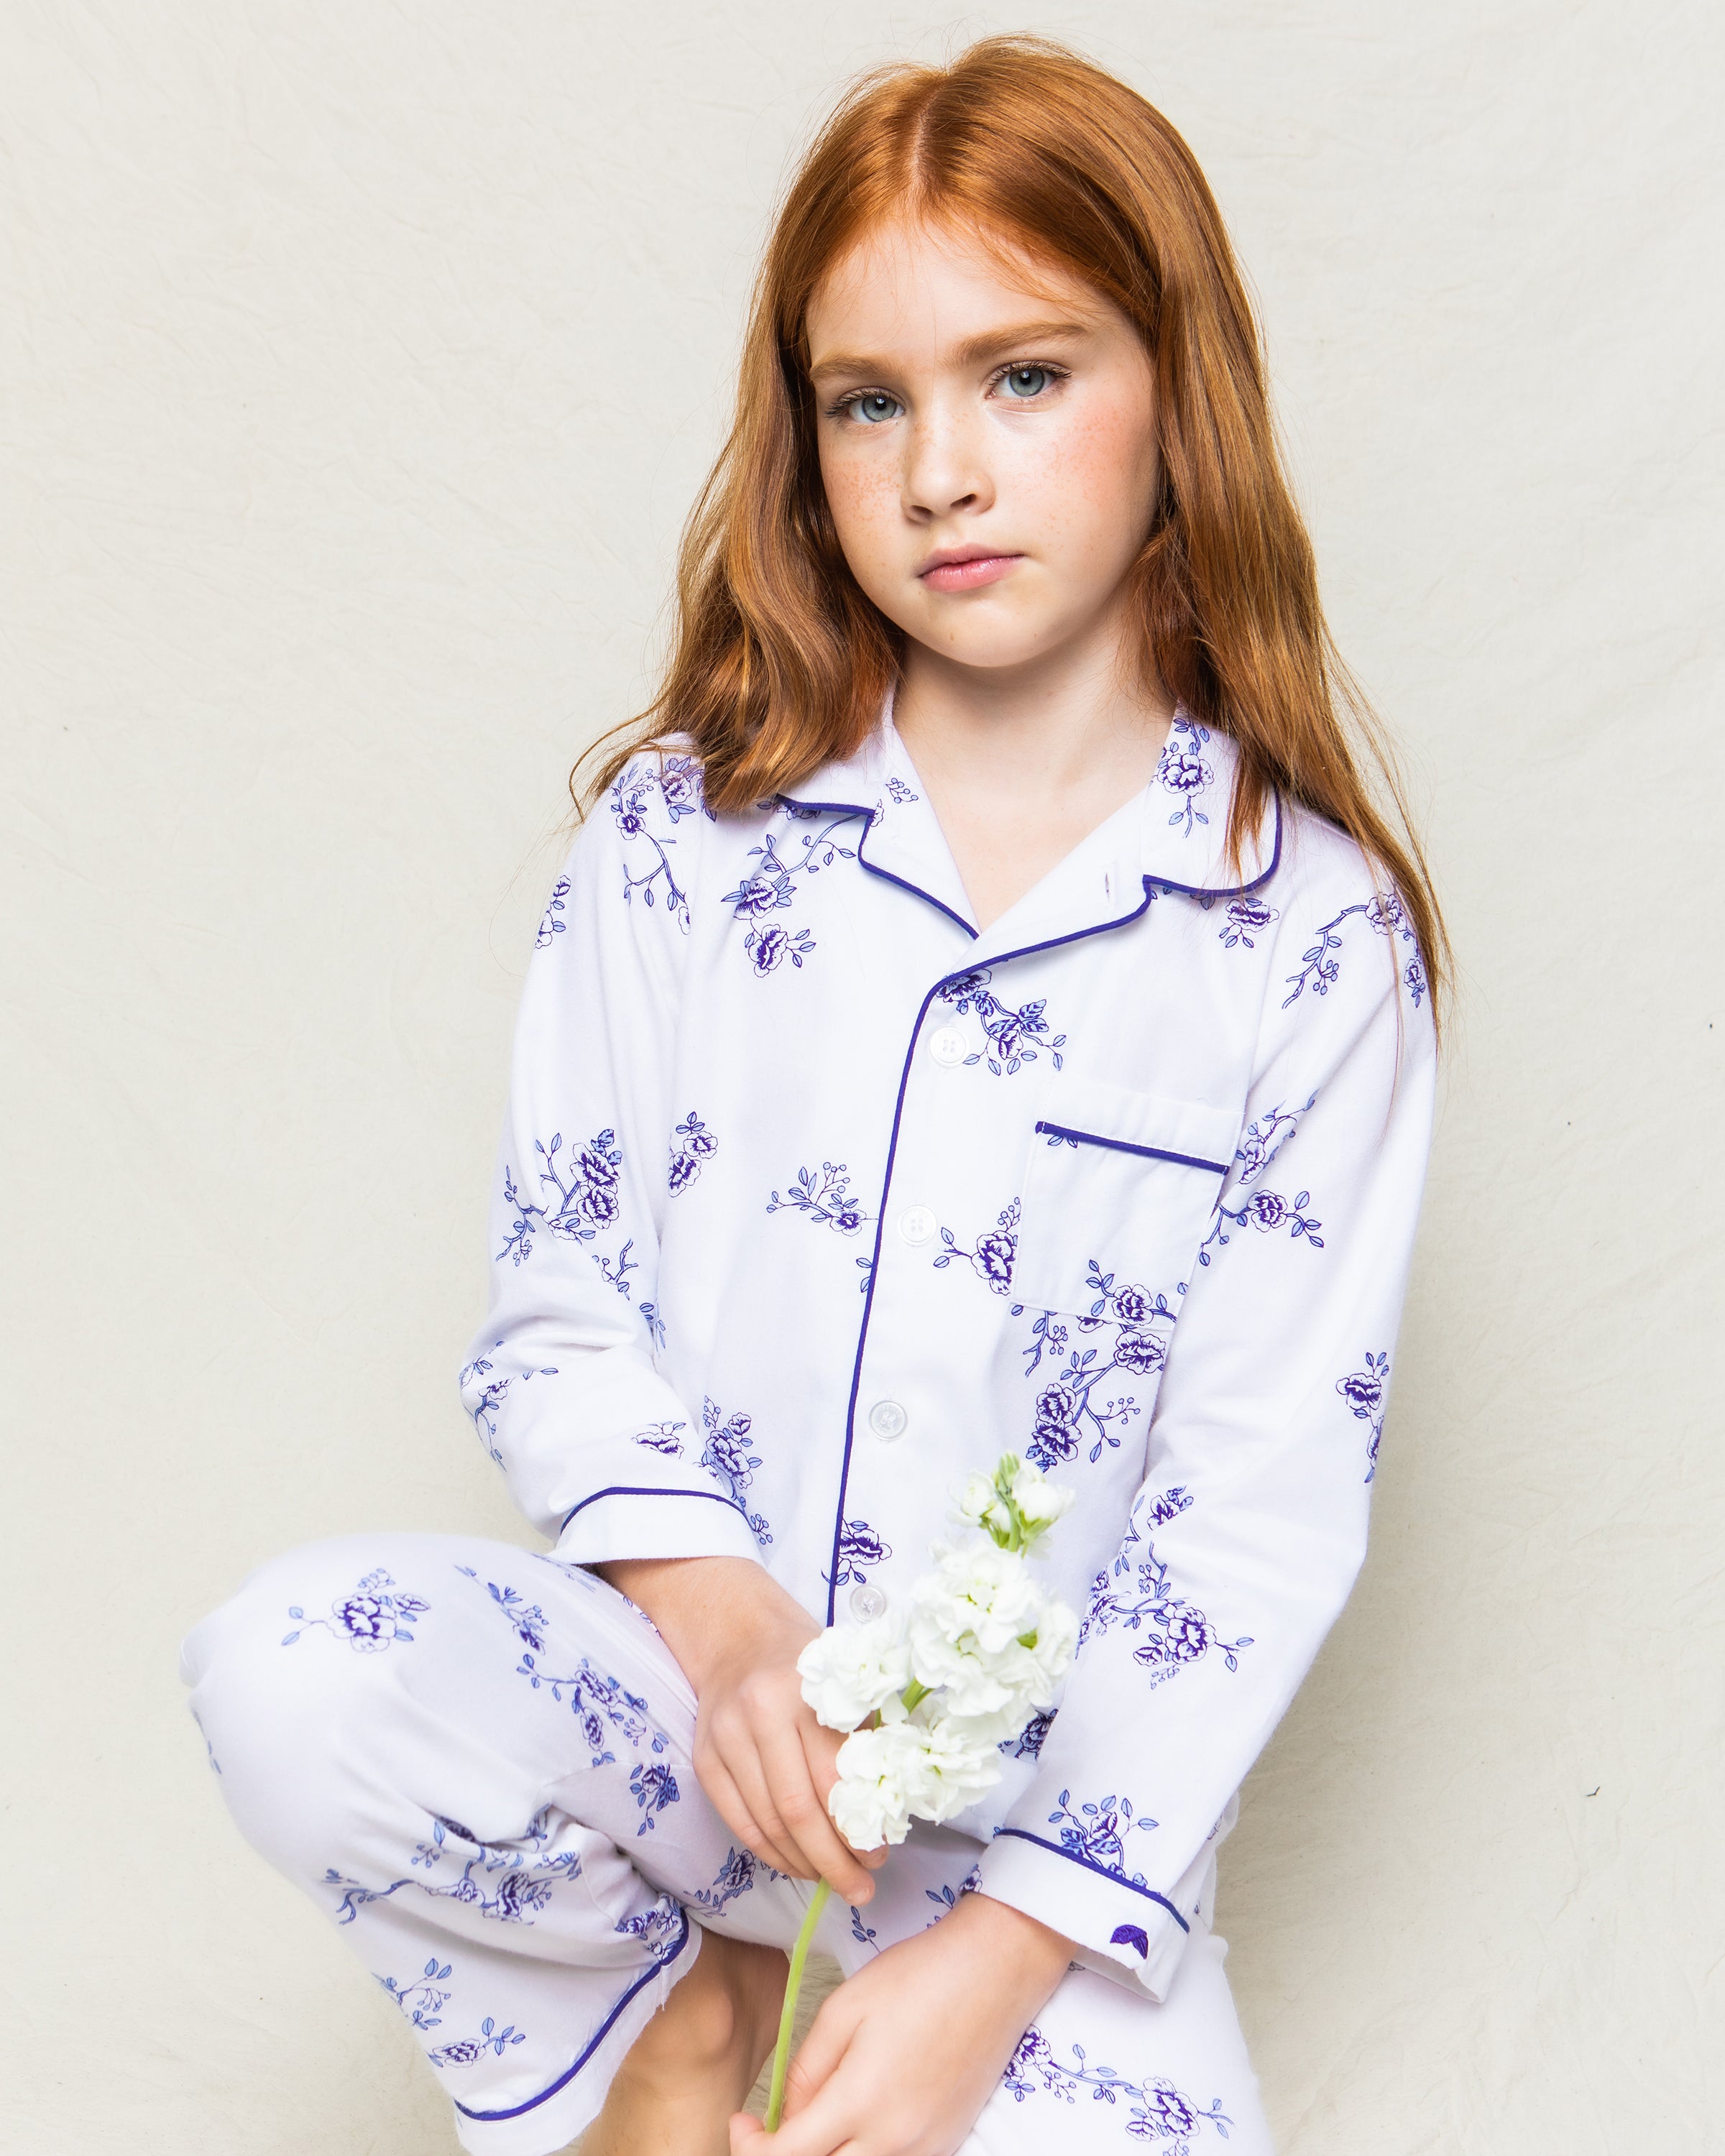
[183,710,1435,2155]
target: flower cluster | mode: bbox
[796,1455,1079,1851]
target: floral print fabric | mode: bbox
[462,709,1435,2003]
[183,1532,1272,2156]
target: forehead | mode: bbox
[804,216,1107,359]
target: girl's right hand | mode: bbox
[596,1554,887,1904]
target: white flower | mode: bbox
[1016,1593,1078,1699]
[829,1721,919,1848]
[952,1470,1011,1540]
[1009,1462,1077,1542]
[796,1614,912,1733]
[829,1710,1004,1848]
[911,1540,1046,1657]
[896,1709,1005,1823]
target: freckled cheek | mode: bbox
[819,449,903,568]
[1010,405,1158,569]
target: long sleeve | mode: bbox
[458,757,765,1570]
[975,861,1437,1999]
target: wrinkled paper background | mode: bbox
[4,4,1721,2149]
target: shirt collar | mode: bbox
[772,706,1279,953]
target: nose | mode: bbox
[902,397,994,522]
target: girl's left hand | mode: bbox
[730,1891,1074,2156]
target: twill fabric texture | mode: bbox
[184,709,1432,2150]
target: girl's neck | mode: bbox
[889,607,1176,931]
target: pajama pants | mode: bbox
[180,1534,1274,2156]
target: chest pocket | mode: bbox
[1010,1077,1240,1319]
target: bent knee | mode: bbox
[180,1534,445,1873]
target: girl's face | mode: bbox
[805,218,1162,678]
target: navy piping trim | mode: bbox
[557,1486,749,1534]
[772,793,978,940]
[990,1830,1191,1931]
[454,1908,693,2120]
[822,883,1157,1623]
[1034,1123,1228,1176]
[1141,795,1284,901]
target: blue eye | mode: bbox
[848,391,901,425]
[999,365,1055,399]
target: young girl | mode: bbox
[183,37,1443,2156]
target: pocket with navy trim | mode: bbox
[1011,1077,1239,1318]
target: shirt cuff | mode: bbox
[551,1485,768,1567]
[973,1829,1192,2003]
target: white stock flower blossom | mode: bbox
[913,1540,1046,1656]
[831,1710,1005,1847]
[807,1452,1079,1856]
[795,1613,912,1732]
[1009,1461,1077,1539]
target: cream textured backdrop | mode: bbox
[4,3,1721,2150]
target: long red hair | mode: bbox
[577,34,1449,1026]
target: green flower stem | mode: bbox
[764,1876,832,2132]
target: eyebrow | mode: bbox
[806,317,1095,384]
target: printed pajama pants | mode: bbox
[180,1534,1274,2156]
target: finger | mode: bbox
[714,1732,819,1881]
[754,1720,873,1902]
[778,1994,857,2119]
[697,1744,808,1881]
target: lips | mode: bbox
[917,548,1024,594]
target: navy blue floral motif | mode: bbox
[1339,1349,1391,1482]
[1004,2029,1234,2147]
[850,1905,882,1950]
[535,876,569,949]
[378,1957,532,2068]
[594,1240,638,1298]
[767,1161,870,1235]
[1156,716,1215,837]
[1002,1709,1054,1760]
[1046,1788,1159,1879]
[937,971,1067,1077]
[923,1865,983,1925]
[456,1565,673,1766]
[1282,889,1425,1009]
[934,1198,1018,1294]
[429,2016,528,2070]
[328,1808,581,1927]
[1015,1269,1180,1468]
[831,1516,891,1587]
[1233,1096,1315,1185]
[691,1846,757,1917]
[1195,1184,1323,1268]
[614,1894,688,1963]
[884,775,919,804]
[459,1351,561,1468]
[632,1419,686,1456]
[1144,1485,1194,1529]
[722,813,857,974]
[281,1567,428,1653]
[498,1128,623,1265]
[1217,895,1278,949]
[640,1299,667,1351]
[699,1395,773,1546]
[668,1110,717,1195]
[628,1760,681,1835]
[1080,1516,1253,1685]
[610,755,706,931]
[377,1957,452,2032]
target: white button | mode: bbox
[849,1583,888,1621]
[868,1399,908,1441]
[898,1205,937,1245]
[929,1027,967,1067]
